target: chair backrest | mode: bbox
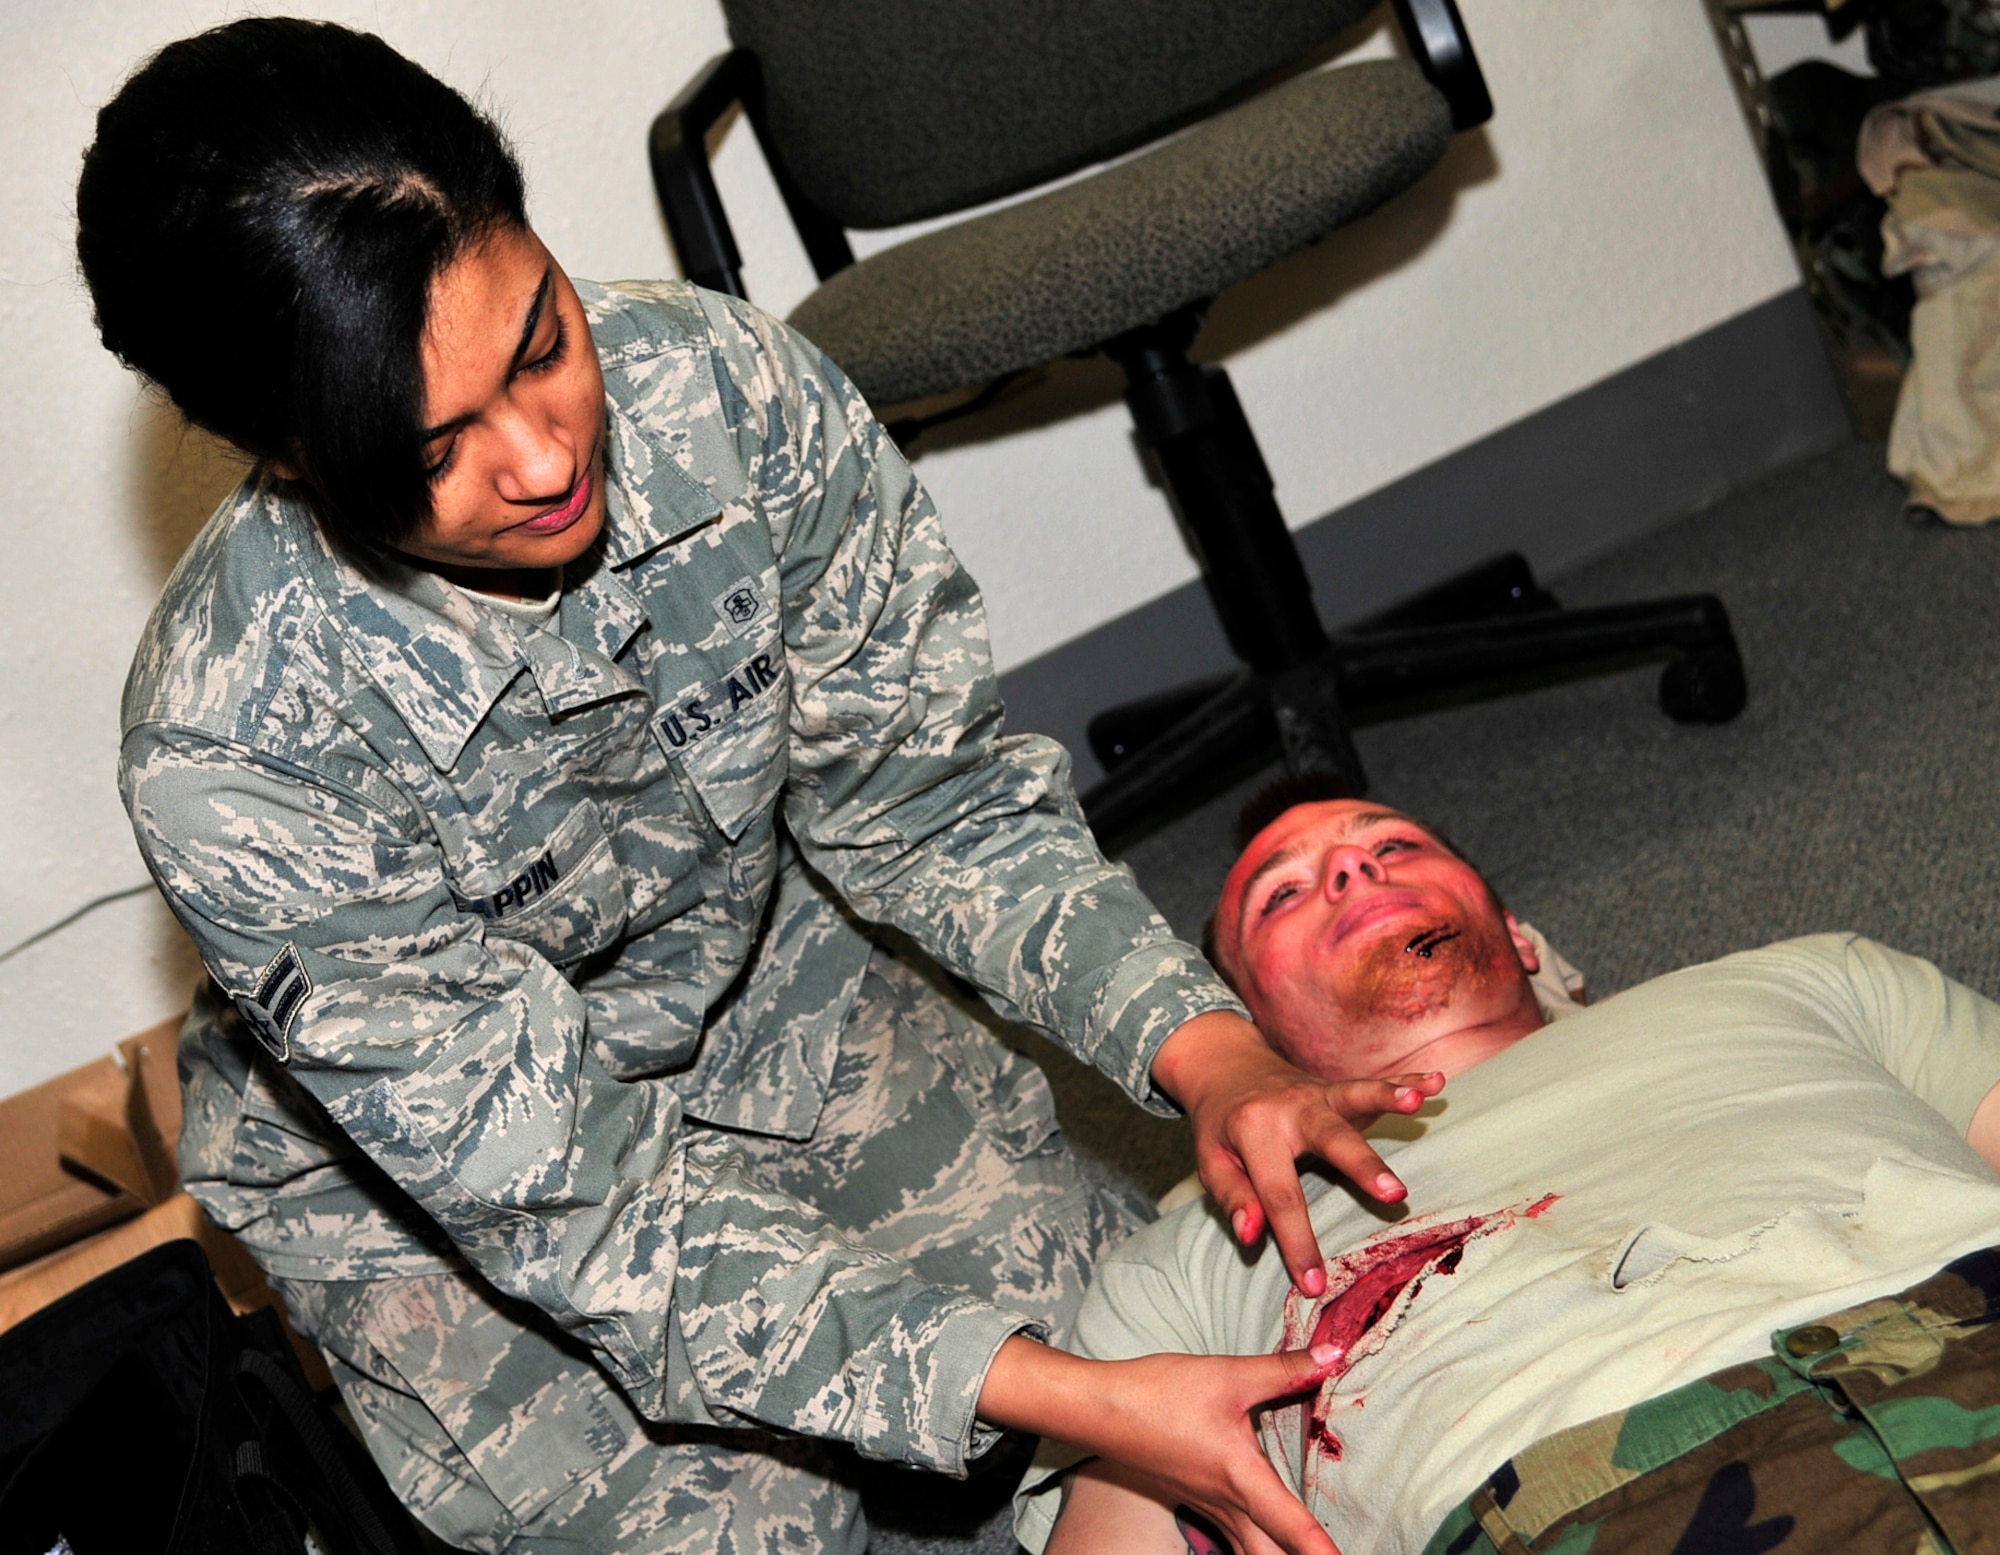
[721,0,1381,230]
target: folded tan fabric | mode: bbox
[1861,78,2000,523]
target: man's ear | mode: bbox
[1504,911,1540,974]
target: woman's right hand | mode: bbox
[978,1335,1343,1555]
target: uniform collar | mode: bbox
[578,273,724,568]
[598,392,723,568]
[304,483,665,773]
[520,560,649,716]
[312,541,527,772]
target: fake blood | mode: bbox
[1286,1193,1558,1468]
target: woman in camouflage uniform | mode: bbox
[79,19,1430,1555]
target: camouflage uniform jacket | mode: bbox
[119,280,1240,1472]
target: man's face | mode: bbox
[1215,800,1541,1079]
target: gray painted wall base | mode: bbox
[998,287,1853,789]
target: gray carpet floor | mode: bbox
[862,436,2000,1551]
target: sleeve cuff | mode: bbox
[1088,943,1248,1115]
[922,1299,1049,1476]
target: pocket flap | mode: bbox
[654,648,788,841]
[455,802,629,966]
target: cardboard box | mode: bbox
[0,1016,331,1390]
[0,1192,332,1391]
[0,1015,183,1271]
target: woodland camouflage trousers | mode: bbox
[1423,1248,2000,1555]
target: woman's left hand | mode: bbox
[980,1336,1347,1555]
[1150,1011,1444,1295]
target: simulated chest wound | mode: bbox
[1281,1193,1560,1469]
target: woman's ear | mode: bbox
[268,437,312,482]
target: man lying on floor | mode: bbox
[1015,786,2000,1555]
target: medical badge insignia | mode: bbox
[237,942,312,1062]
[711,575,770,637]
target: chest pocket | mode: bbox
[654,645,789,841]
[454,800,629,966]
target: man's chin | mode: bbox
[1326,920,1517,1034]
[1342,936,1465,1025]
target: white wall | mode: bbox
[1740,11,1874,77]
[0,0,1799,1093]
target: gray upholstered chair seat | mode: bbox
[787,59,1452,407]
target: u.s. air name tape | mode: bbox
[654,649,781,755]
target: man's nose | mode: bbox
[1323,845,1387,898]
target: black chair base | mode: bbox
[1073,301,1749,844]
[1079,554,1747,842]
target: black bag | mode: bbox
[0,1239,426,1555]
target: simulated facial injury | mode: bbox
[1219,798,1546,1081]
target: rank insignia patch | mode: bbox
[711,575,771,638]
[237,942,312,1062]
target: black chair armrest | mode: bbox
[649,48,757,298]
[1390,0,1493,131]
[648,48,856,301]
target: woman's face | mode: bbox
[400,223,607,591]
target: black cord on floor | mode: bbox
[0,883,155,966]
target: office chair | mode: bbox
[649,0,1747,842]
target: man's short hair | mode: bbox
[1229,772,1356,853]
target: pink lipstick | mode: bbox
[516,470,593,536]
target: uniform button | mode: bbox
[1785,1324,1841,1357]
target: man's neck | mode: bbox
[1370,1002,1546,1081]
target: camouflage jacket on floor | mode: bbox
[119,280,1239,1472]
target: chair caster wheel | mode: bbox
[1659,644,1747,724]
